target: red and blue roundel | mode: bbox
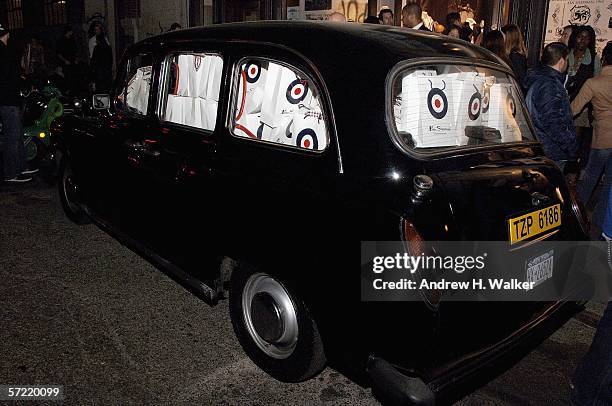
[245,61,261,83]
[427,88,448,119]
[468,91,482,121]
[286,79,308,105]
[506,93,517,117]
[296,128,318,150]
[482,88,490,114]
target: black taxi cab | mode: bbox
[52,22,589,405]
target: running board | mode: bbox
[83,206,218,305]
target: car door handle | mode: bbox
[140,148,160,158]
[124,141,160,158]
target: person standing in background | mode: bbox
[378,7,394,26]
[90,34,113,94]
[502,24,529,94]
[483,30,510,65]
[56,26,77,88]
[401,4,430,31]
[566,25,601,169]
[445,12,461,30]
[525,42,578,172]
[571,186,612,406]
[0,24,37,183]
[571,42,612,227]
[88,22,109,60]
[21,36,46,90]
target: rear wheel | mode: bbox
[58,158,90,225]
[229,265,326,382]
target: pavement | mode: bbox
[0,178,605,405]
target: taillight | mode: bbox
[401,219,441,308]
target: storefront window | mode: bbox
[190,0,214,26]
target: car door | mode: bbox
[70,52,155,226]
[212,49,342,282]
[113,48,226,282]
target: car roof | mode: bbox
[138,21,502,68]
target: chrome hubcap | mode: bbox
[242,273,298,359]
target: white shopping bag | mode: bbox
[400,70,457,147]
[126,66,151,114]
[452,72,485,145]
[486,83,520,142]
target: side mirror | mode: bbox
[92,94,110,110]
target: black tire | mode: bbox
[58,157,90,225]
[229,264,326,382]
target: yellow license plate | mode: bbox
[508,204,561,244]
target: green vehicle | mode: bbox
[22,84,65,165]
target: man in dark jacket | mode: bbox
[0,23,36,183]
[525,42,578,171]
[401,4,430,31]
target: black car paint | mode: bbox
[54,22,586,404]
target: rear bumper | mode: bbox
[366,301,581,405]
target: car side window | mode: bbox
[160,53,224,132]
[116,54,153,116]
[231,58,329,151]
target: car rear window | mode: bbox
[390,64,534,151]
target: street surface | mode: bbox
[0,178,605,405]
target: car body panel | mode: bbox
[53,22,587,404]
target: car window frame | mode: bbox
[114,52,155,118]
[156,50,225,136]
[227,55,332,155]
[386,57,540,161]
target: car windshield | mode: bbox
[390,63,534,152]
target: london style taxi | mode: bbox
[52,22,589,405]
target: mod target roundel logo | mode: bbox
[427,88,448,119]
[245,61,261,83]
[507,93,517,117]
[286,79,308,104]
[296,128,318,150]
[468,91,482,121]
[482,88,490,113]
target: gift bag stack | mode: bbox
[234,61,327,151]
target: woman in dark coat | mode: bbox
[502,24,528,94]
[90,34,113,94]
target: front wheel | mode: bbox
[58,158,90,225]
[229,265,326,382]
